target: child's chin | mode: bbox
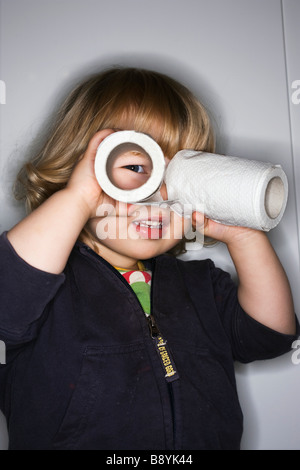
[126,239,176,261]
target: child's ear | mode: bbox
[164,157,171,167]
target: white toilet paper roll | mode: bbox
[164,150,288,231]
[94,131,165,203]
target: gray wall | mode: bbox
[0,0,299,450]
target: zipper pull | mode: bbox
[147,315,179,383]
[148,314,160,337]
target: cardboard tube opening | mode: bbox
[106,142,153,190]
[265,177,285,219]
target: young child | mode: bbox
[0,67,298,450]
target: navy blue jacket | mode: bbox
[0,232,297,450]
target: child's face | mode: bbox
[85,125,192,268]
[86,195,191,269]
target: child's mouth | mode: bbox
[132,218,165,239]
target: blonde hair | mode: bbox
[15,67,215,251]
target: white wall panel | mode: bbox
[282,0,300,247]
[0,0,299,450]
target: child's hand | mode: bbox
[66,129,116,217]
[7,129,117,274]
[192,211,258,247]
[192,211,296,335]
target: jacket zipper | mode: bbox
[81,245,180,447]
[147,314,179,383]
[82,245,179,383]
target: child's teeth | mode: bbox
[134,220,162,228]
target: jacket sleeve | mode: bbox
[0,232,65,346]
[209,260,300,363]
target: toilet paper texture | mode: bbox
[165,150,288,231]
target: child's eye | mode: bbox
[123,165,145,173]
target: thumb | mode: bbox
[192,211,207,233]
[192,211,225,240]
[83,129,115,163]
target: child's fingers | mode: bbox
[192,211,226,240]
[192,211,255,244]
[192,211,207,233]
[83,129,115,163]
[67,130,116,210]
